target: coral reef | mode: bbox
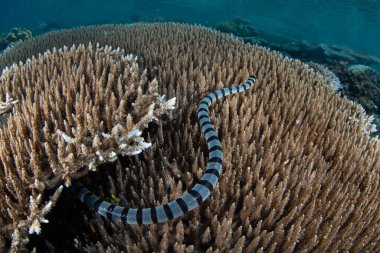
[35,20,63,34]
[0,28,32,51]
[340,64,380,112]
[216,16,257,37]
[0,23,379,252]
[243,32,380,67]
[328,61,380,135]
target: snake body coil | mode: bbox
[72,75,256,224]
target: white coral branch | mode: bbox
[360,114,377,135]
[164,97,176,110]
[0,93,18,115]
[57,124,154,171]
[28,185,63,235]
[56,130,76,144]
[348,103,378,136]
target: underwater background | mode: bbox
[1,0,380,60]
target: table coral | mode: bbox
[0,23,379,252]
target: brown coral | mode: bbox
[0,23,379,252]
[0,41,175,250]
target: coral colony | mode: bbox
[0,24,379,252]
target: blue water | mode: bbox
[0,0,379,59]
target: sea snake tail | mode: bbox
[72,75,256,224]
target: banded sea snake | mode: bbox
[72,75,256,224]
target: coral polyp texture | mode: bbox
[0,41,175,251]
[0,23,379,252]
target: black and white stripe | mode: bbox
[72,75,256,224]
